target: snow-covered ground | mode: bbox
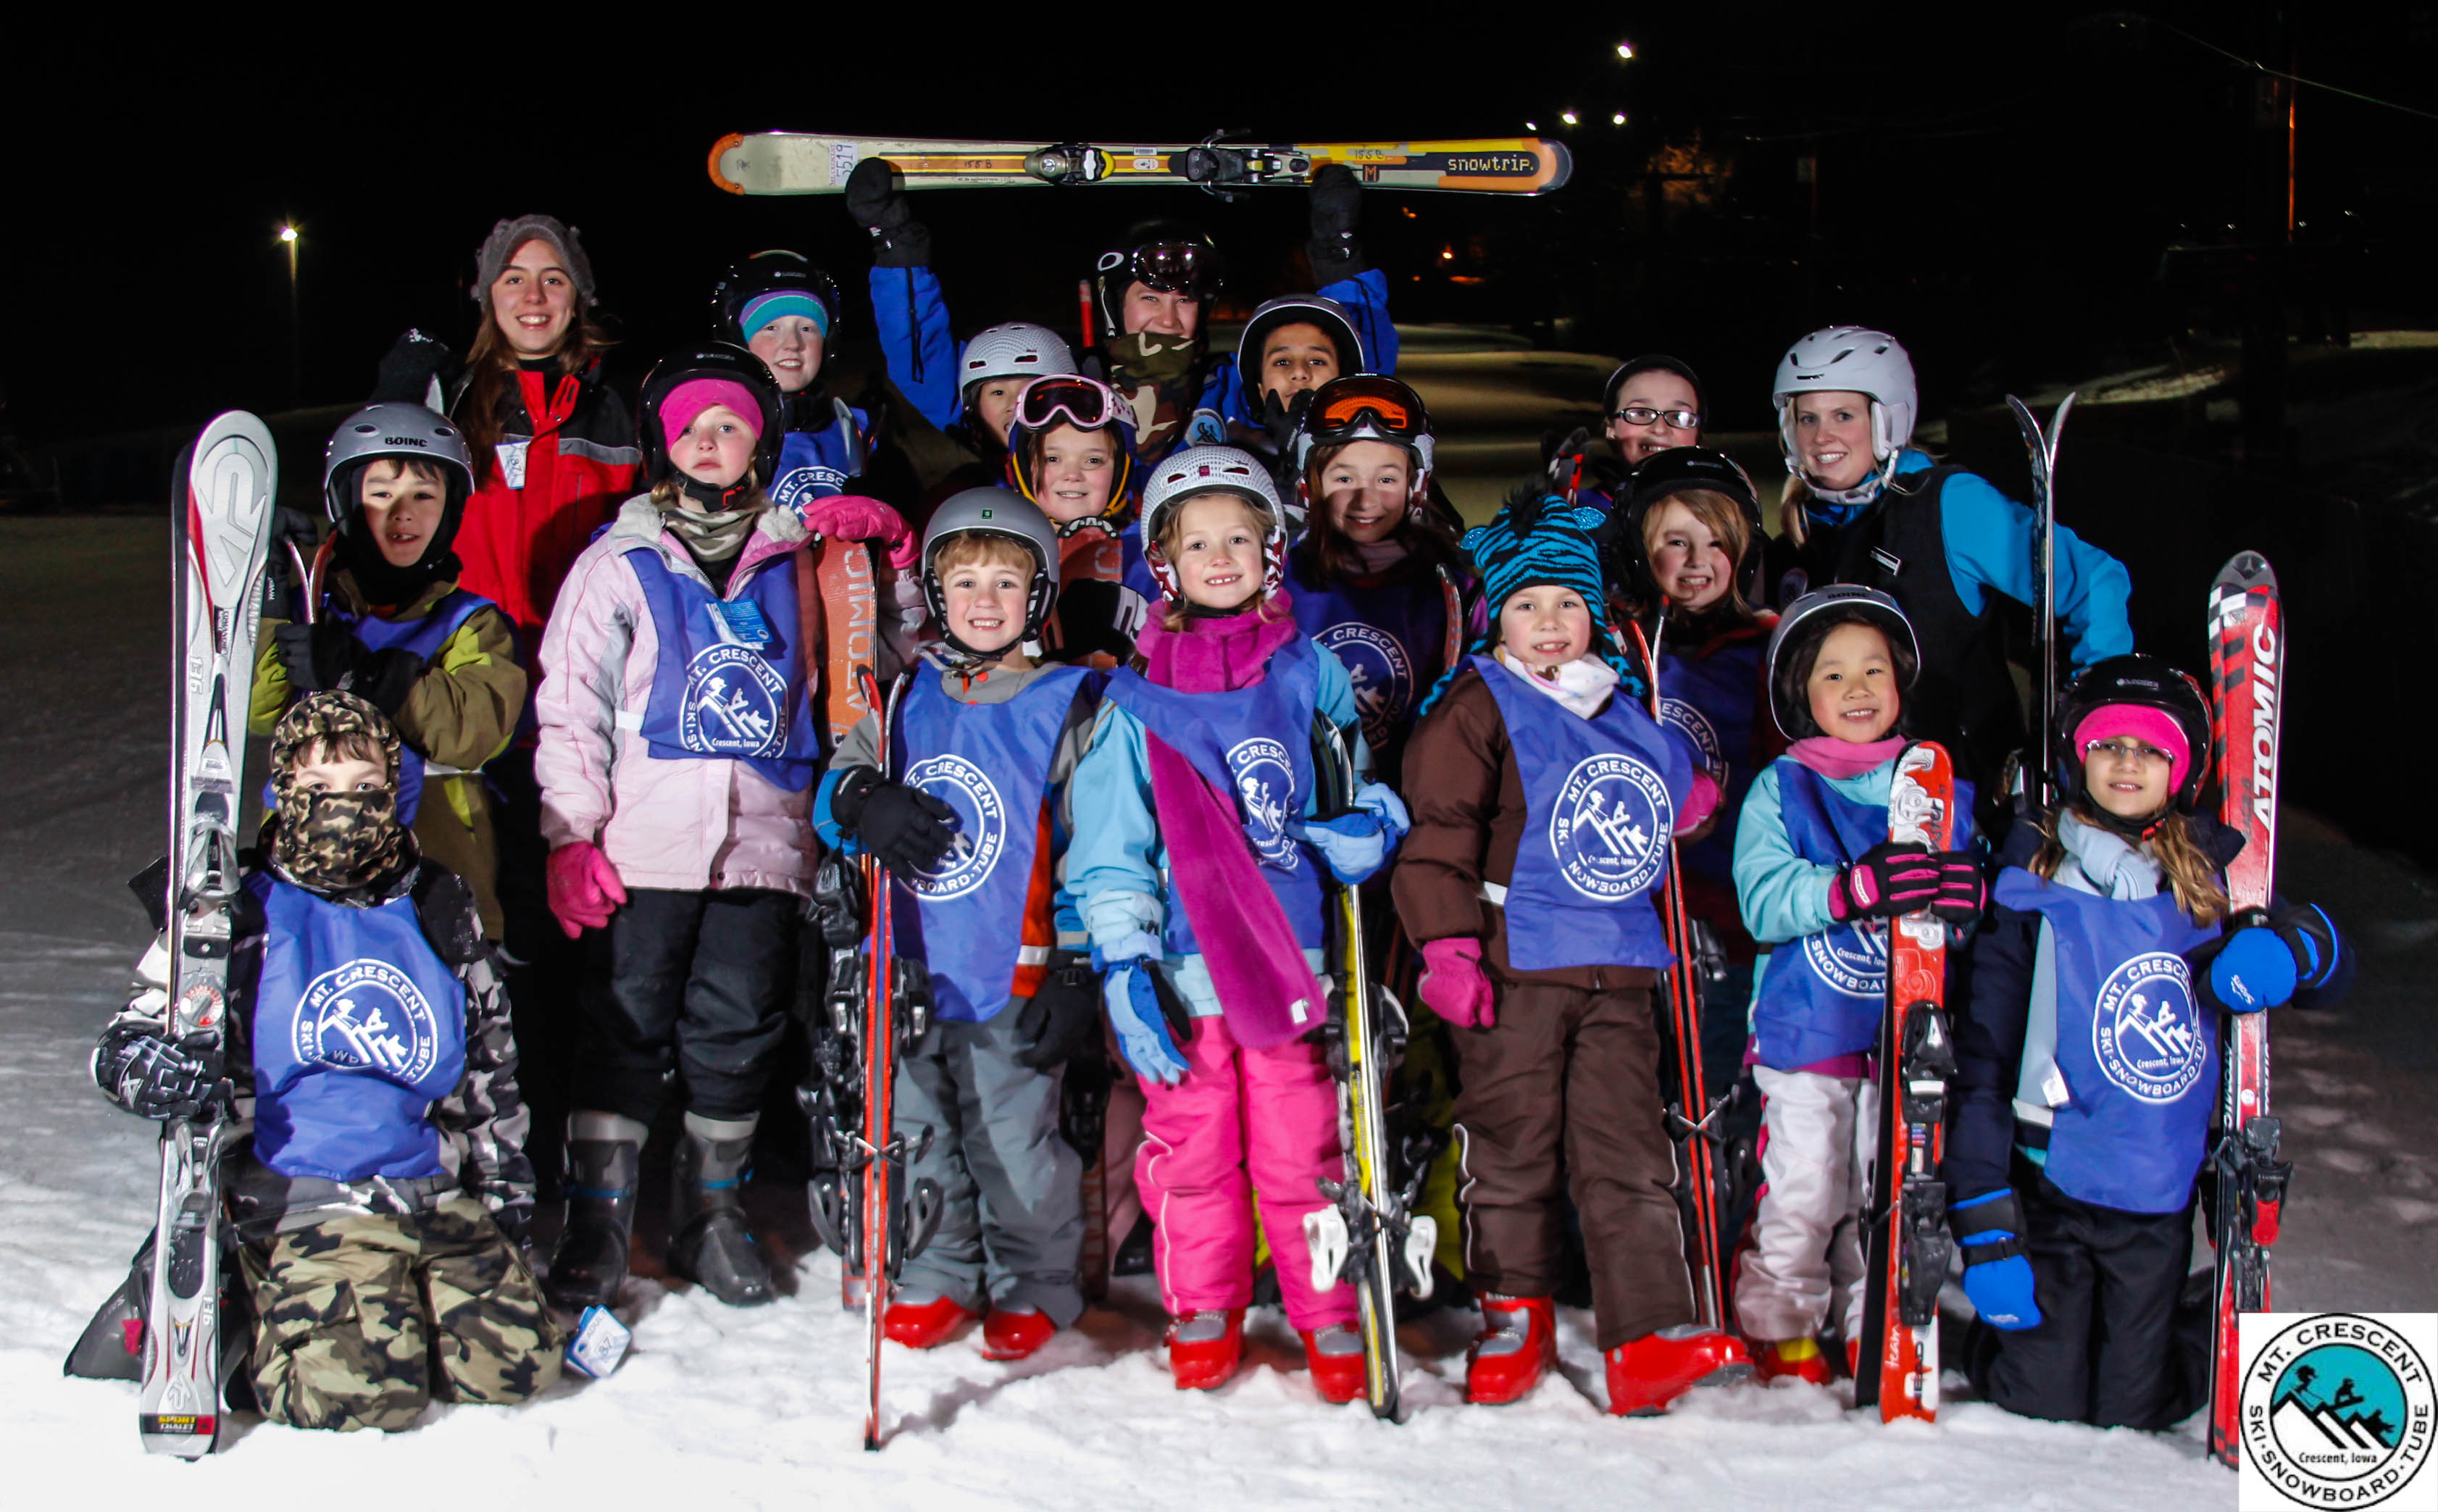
[4,513,2427,1509]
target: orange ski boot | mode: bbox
[882,1290,980,1350]
[980,1306,1058,1361]
[1604,1326,1753,1416]
[1301,1324,1368,1403]
[1166,1308,1246,1390]
[1464,1295,1558,1406]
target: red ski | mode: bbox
[1856,741,1959,1422]
[2205,551,2287,1469]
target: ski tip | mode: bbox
[1542,139,1574,193]
[2214,551,2277,592]
[707,133,747,195]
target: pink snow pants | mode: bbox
[1135,1014,1358,1330]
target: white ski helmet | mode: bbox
[1771,326,1917,496]
[1140,444,1287,604]
[959,322,1077,401]
[919,487,1061,659]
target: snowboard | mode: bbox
[144,412,277,1456]
[1303,720,1435,1421]
[2205,551,2287,1469]
[2005,392,2077,810]
[1855,741,1960,1424]
[708,133,1571,198]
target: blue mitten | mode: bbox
[1093,932,1188,1085]
[2205,904,2342,1013]
[1951,1189,2042,1331]
[1290,781,1411,885]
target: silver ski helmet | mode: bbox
[1140,444,1287,604]
[2054,653,2213,814]
[1763,584,1919,740]
[959,322,1077,405]
[636,343,786,492]
[1772,326,1917,502]
[321,403,476,567]
[920,488,1061,658]
[1608,446,1765,611]
[1237,294,1366,398]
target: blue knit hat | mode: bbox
[1422,487,1648,715]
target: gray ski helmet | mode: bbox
[1140,445,1288,603]
[920,488,1061,656]
[1236,295,1366,393]
[959,323,1077,402]
[1771,326,1917,501]
[322,402,475,525]
[472,214,597,307]
[1763,584,1919,739]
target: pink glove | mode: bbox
[800,495,909,550]
[546,842,628,938]
[886,530,922,574]
[1420,937,1496,1029]
[1674,771,1722,837]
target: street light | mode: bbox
[1616,40,1635,61]
[278,222,300,405]
[1560,110,1579,126]
[1612,112,1628,126]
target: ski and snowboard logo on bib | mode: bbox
[2238,1312,2436,1510]
[1661,698,1726,780]
[2092,952,2207,1103]
[291,959,440,1081]
[903,753,1006,899]
[773,465,848,514]
[1801,920,1889,998]
[680,645,788,756]
[1320,623,1412,748]
[1227,737,1301,869]
[1548,753,1672,901]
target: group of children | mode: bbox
[79,188,2348,1445]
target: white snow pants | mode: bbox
[1732,1066,1879,1345]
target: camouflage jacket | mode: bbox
[104,856,537,1242]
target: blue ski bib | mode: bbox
[341,589,493,825]
[1103,634,1326,955]
[892,663,1093,1022]
[248,875,467,1183]
[625,545,822,790]
[1657,638,1763,890]
[769,401,869,514]
[1290,569,1448,769]
[1474,656,1685,972]
[1995,869,2221,1214]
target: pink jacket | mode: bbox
[535,496,818,897]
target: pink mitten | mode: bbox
[801,494,909,550]
[546,841,628,938]
[1419,936,1496,1029]
[886,528,922,574]
[1674,770,1722,836]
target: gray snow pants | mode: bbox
[894,1003,1085,1324]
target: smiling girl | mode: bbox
[1066,446,1403,1399]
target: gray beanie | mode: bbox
[472,214,597,306]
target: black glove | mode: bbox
[274,621,425,715]
[92,1024,214,1119]
[844,157,931,269]
[1306,163,1369,280]
[1014,951,1104,1070]
[1048,577,1148,663]
[1542,425,1595,488]
[834,767,959,876]
[1256,385,1316,456]
[373,327,461,405]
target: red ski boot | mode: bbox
[1301,1324,1367,1404]
[981,1306,1057,1361]
[1604,1326,1753,1416]
[1753,1337,1832,1386]
[1166,1308,1245,1390]
[1464,1295,1558,1406]
[882,1290,980,1350]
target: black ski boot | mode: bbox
[547,1113,643,1311]
[668,1113,775,1306]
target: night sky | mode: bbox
[6,7,2434,446]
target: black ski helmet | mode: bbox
[1607,446,1765,610]
[2054,653,2213,814]
[710,249,842,347]
[636,343,786,493]
[919,488,1061,660]
[1236,295,1366,393]
[1763,585,1919,740]
[1093,221,1224,338]
[1602,354,1706,426]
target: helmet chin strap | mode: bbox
[2077,792,2174,843]
[679,472,757,511]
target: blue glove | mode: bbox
[1290,780,1411,885]
[1093,935,1189,1085]
[1951,1189,2042,1331]
[2205,905,2341,1014]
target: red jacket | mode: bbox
[452,362,641,651]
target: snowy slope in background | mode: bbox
[4,514,2426,1509]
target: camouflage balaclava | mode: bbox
[267,692,410,893]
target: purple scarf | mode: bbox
[1136,597,1323,1048]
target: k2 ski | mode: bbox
[2205,551,2287,1469]
[1855,741,1959,1423]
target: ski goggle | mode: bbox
[1611,405,1703,430]
[1016,375,1126,434]
[1311,377,1429,441]
[1097,241,1216,295]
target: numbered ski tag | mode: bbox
[713,598,773,648]
[564,1305,633,1379]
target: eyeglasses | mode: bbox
[1611,406,1701,430]
[1097,241,1216,295]
[1312,377,1429,439]
[1016,375,1124,433]
[2085,738,2171,766]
